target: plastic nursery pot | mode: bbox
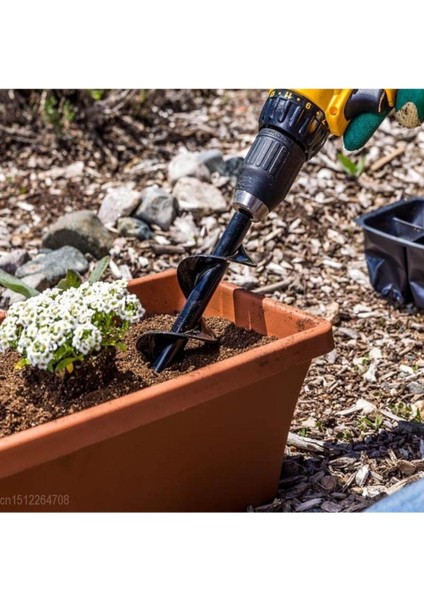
[357,197,424,308]
[0,269,333,512]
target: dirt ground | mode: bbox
[1,89,424,512]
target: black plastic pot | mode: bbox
[356,197,424,308]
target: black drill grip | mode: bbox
[235,90,330,217]
[236,128,306,213]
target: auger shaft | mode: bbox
[151,210,252,373]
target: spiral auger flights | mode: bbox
[137,210,255,373]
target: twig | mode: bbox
[369,145,406,172]
[386,472,424,496]
[0,124,37,144]
[150,244,186,255]
[253,280,289,294]
[286,432,329,453]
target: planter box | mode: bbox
[0,269,333,512]
[357,197,424,308]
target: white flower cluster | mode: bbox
[0,280,145,371]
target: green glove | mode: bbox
[343,89,424,151]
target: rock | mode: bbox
[1,289,26,307]
[117,217,152,240]
[301,416,317,429]
[43,210,114,259]
[198,149,224,173]
[16,246,89,287]
[98,186,141,227]
[118,264,133,280]
[348,267,371,288]
[46,161,85,179]
[363,363,378,383]
[170,215,199,246]
[325,349,338,364]
[407,382,424,395]
[109,259,124,279]
[168,152,210,184]
[172,177,227,216]
[369,347,382,361]
[0,249,30,275]
[218,156,244,178]
[338,326,358,340]
[325,301,340,325]
[134,187,178,231]
[20,273,49,292]
[356,399,377,415]
[327,228,346,245]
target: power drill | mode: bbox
[137,89,396,372]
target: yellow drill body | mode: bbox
[271,89,396,136]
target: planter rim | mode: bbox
[0,269,333,479]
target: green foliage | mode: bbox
[337,152,366,178]
[44,93,62,130]
[87,90,105,101]
[62,99,75,125]
[0,268,40,299]
[389,401,422,423]
[357,414,384,432]
[43,93,76,133]
[88,256,110,285]
[298,428,310,438]
[56,270,83,291]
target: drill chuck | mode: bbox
[233,89,329,220]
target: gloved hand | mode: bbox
[343,89,424,151]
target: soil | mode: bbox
[0,314,275,439]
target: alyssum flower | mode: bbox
[0,280,145,374]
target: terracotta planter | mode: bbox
[0,269,333,512]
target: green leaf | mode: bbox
[54,355,82,374]
[88,256,110,285]
[337,152,357,175]
[14,357,30,370]
[52,345,72,363]
[56,269,82,291]
[0,268,40,298]
[115,342,127,352]
[337,152,366,178]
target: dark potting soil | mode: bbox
[0,314,276,438]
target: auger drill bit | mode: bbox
[137,89,330,372]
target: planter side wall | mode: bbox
[0,363,309,512]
